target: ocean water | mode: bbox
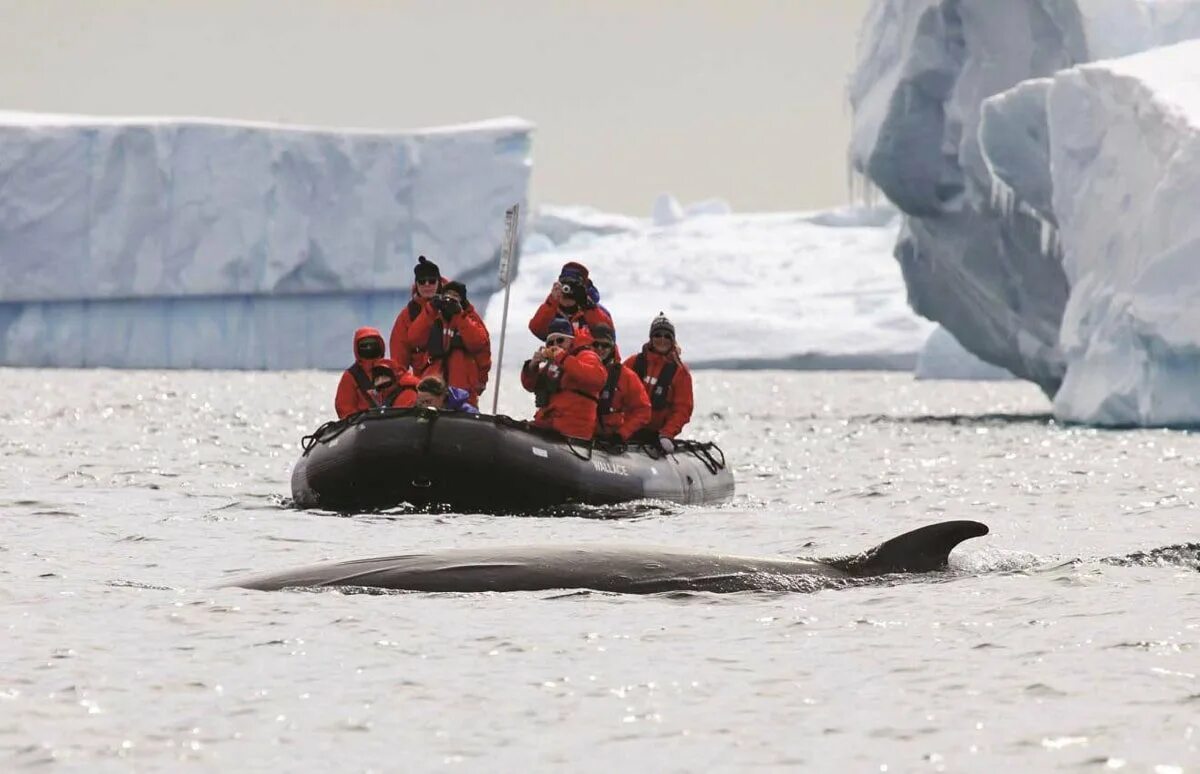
[2,369,1197,771]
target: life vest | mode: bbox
[407,300,428,359]
[633,352,679,411]
[347,363,382,409]
[596,361,623,418]
[425,317,467,381]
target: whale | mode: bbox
[226,520,988,594]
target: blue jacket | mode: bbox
[447,386,479,414]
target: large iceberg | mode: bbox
[1048,40,1200,424]
[850,0,1200,422]
[485,201,933,371]
[0,113,532,368]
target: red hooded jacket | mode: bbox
[337,328,386,418]
[520,331,607,439]
[528,296,614,341]
[595,360,652,441]
[623,345,694,438]
[406,299,491,405]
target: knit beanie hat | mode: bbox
[442,280,468,302]
[547,318,575,339]
[414,255,441,281]
[559,261,589,282]
[649,312,675,339]
[590,324,615,344]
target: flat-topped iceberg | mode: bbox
[0,113,532,368]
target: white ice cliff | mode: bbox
[851,0,1200,423]
[0,113,532,368]
[485,203,933,372]
[1049,40,1200,424]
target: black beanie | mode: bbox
[414,255,441,281]
[649,312,675,339]
[590,324,615,343]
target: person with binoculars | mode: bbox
[528,261,614,341]
[406,279,492,407]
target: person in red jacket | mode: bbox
[624,313,694,452]
[406,281,491,405]
[590,324,650,443]
[389,255,446,373]
[370,362,420,409]
[520,317,607,439]
[528,261,614,341]
[334,329,415,418]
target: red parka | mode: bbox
[595,361,651,441]
[406,300,491,405]
[520,331,607,439]
[623,345,694,439]
[389,279,447,373]
[335,330,421,418]
[528,296,614,341]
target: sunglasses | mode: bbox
[546,336,572,347]
[651,333,674,340]
[416,277,439,285]
[593,341,614,350]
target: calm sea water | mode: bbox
[2,369,1197,771]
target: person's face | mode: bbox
[416,392,445,409]
[357,337,384,360]
[443,290,463,304]
[651,332,674,354]
[373,377,395,392]
[546,334,573,349]
[416,276,439,299]
[593,339,615,362]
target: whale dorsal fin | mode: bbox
[824,520,988,576]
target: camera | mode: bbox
[559,278,586,304]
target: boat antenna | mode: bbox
[491,203,520,415]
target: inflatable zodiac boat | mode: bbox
[291,407,734,513]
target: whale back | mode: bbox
[822,520,988,576]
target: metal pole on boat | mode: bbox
[491,203,520,415]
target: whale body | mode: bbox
[227,520,989,594]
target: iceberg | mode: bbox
[851,0,1200,423]
[0,113,532,368]
[849,0,1200,397]
[485,202,933,371]
[915,326,1014,381]
[1048,40,1200,425]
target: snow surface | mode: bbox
[849,0,1200,398]
[0,113,531,368]
[1048,39,1200,425]
[484,203,934,371]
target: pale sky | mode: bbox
[0,0,871,214]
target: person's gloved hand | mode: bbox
[658,436,675,454]
[441,298,462,319]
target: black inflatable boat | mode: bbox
[291,407,734,513]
